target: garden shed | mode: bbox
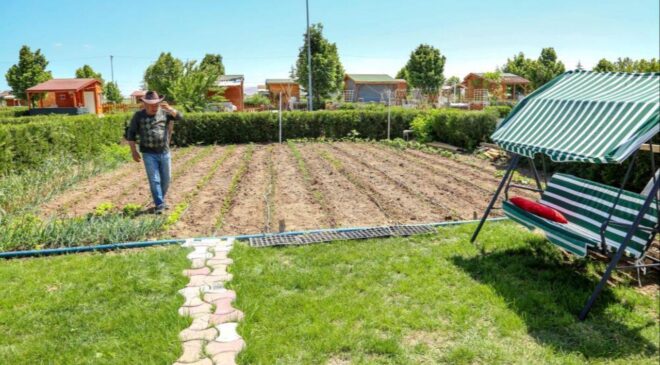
[214,74,244,111]
[26,78,102,115]
[462,72,530,108]
[343,74,406,104]
[265,79,300,108]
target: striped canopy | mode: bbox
[492,70,659,164]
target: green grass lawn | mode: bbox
[230,222,659,365]
[0,245,190,364]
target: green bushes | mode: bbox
[0,113,129,174]
[0,107,28,118]
[484,105,512,118]
[411,109,498,150]
[172,109,421,145]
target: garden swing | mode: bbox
[470,70,660,321]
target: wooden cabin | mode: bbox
[462,72,530,109]
[343,74,407,104]
[130,90,146,104]
[214,74,244,111]
[0,91,23,106]
[265,79,300,108]
[26,78,103,115]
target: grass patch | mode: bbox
[229,221,659,364]
[0,245,190,364]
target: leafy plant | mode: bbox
[167,60,225,112]
[122,203,143,218]
[94,202,115,217]
[5,45,52,104]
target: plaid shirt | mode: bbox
[126,109,182,153]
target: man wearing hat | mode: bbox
[125,91,183,214]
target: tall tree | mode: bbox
[396,66,410,84]
[167,61,225,112]
[143,52,184,100]
[104,81,123,104]
[444,76,461,86]
[199,54,225,76]
[529,47,565,89]
[75,64,104,83]
[404,44,446,97]
[293,23,344,108]
[502,52,533,80]
[5,45,52,104]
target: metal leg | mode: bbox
[578,178,660,321]
[471,154,520,243]
[529,157,544,195]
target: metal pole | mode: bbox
[387,90,391,140]
[110,55,114,83]
[279,92,283,143]
[306,0,313,111]
[578,177,660,321]
[471,154,521,243]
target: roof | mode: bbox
[491,70,660,164]
[0,90,13,98]
[130,90,146,97]
[218,74,244,87]
[26,78,100,92]
[345,74,398,84]
[466,72,530,84]
[266,79,297,85]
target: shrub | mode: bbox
[484,105,512,118]
[0,113,129,174]
[410,109,498,150]
[0,107,28,118]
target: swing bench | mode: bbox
[471,70,660,321]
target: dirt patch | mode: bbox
[222,145,269,235]
[39,147,196,217]
[168,146,246,238]
[270,144,330,232]
[297,143,388,227]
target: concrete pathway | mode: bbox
[174,238,244,365]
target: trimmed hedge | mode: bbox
[172,109,422,145]
[411,109,498,150]
[0,114,127,174]
[0,107,28,118]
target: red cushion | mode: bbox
[509,197,568,224]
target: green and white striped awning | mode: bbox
[492,70,659,164]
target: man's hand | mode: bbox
[160,102,177,116]
[132,150,142,163]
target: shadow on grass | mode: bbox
[451,237,658,360]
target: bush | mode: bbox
[0,107,28,118]
[411,109,498,150]
[0,113,129,174]
[244,94,271,107]
[172,109,422,146]
[484,105,512,118]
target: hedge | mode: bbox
[172,109,422,145]
[0,114,127,174]
[411,108,499,150]
[0,107,28,118]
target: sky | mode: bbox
[0,0,658,96]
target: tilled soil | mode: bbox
[39,147,197,217]
[41,142,529,237]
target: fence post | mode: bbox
[387,90,391,140]
[278,92,282,144]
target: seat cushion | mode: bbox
[510,196,568,223]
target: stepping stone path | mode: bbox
[174,238,245,365]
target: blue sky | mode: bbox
[0,0,658,95]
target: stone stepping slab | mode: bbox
[175,238,243,365]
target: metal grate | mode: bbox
[249,224,439,247]
[390,224,437,236]
[249,234,299,247]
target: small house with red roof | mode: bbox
[26,78,103,115]
[130,90,146,104]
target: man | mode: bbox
[125,91,183,214]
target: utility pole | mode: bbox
[306,0,313,111]
[110,55,114,83]
[279,92,283,143]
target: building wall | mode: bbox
[223,85,244,111]
[357,84,395,103]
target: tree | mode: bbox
[293,23,344,108]
[144,52,184,100]
[167,61,225,112]
[529,47,565,89]
[444,76,461,86]
[75,64,104,83]
[502,48,565,90]
[396,66,410,84]
[5,45,52,104]
[199,54,225,76]
[104,81,123,104]
[404,44,446,97]
[593,57,660,73]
